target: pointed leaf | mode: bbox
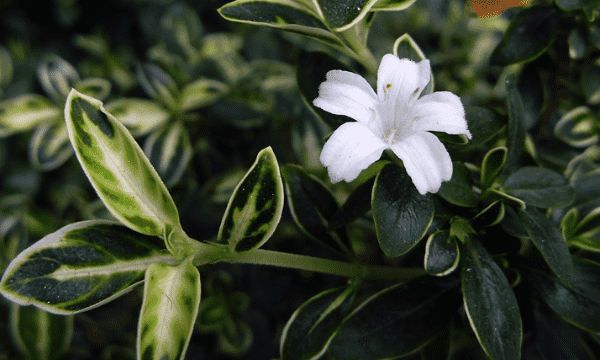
[180,78,229,111]
[218,147,284,252]
[137,63,181,111]
[28,122,74,171]
[104,98,170,137]
[10,304,73,360]
[328,276,461,360]
[425,231,459,276]
[554,106,599,148]
[461,238,522,360]
[0,221,174,315]
[280,286,355,360]
[438,162,478,208]
[481,147,507,190]
[504,167,575,208]
[0,95,61,137]
[314,0,376,31]
[453,106,503,151]
[64,90,184,247]
[137,257,200,360]
[37,55,80,103]
[144,122,193,188]
[504,74,526,173]
[372,163,434,257]
[490,7,560,65]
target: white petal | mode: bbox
[412,92,471,138]
[389,132,452,195]
[320,122,387,183]
[313,70,377,124]
[376,55,431,106]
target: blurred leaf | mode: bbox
[519,207,573,284]
[160,3,203,58]
[555,106,599,147]
[181,78,229,111]
[0,46,13,88]
[328,276,461,360]
[137,257,200,360]
[555,0,600,22]
[518,64,544,130]
[569,207,600,251]
[580,65,600,105]
[372,163,434,257]
[104,98,170,137]
[504,167,575,208]
[424,231,458,276]
[137,63,181,111]
[217,319,253,355]
[218,147,284,252]
[37,55,80,103]
[438,162,478,207]
[10,304,73,360]
[280,286,355,360]
[0,95,61,138]
[28,121,74,171]
[371,0,417,11]
[461,237,522,360]
[144,122,193,188]
[0,221,173,314]
[490,7,560,65]
[74,77,112,101]
[568,27,588,59]
[0,217,27,269]
[505,74,526,172]
[328,176,375,231]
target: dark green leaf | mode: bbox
[490,7,560,65]
[481,147,507,190]
[438,162,478,208]
[371,0,417,11]
[518,64,544,130]
[144,122,193,188]
[471,201,505,228]
[328,176,375,231]
[504,167,575,208]
[504,74,526,173]
[580,65,600,105]
[555,106,599,147]
[328,276,461,360]
[315,0,375,30]
[461,237,522,360]
[0,221,173,314]
[450,106,503,151]
[37,55,80,103]
[280,286,355,360]
[424,231,459,276]
[519,207,573,283]
[218,147,284,252]
[296,51,355,129]
[555,0,600,22]
[372,163,433,257]
[137,63,180,111]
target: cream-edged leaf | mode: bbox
[0,94,61,137]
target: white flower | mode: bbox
[313,54,471,195]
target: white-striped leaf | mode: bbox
[10,304,73,360]
[75,77,112,101]
[0,94,61,138]
[180,78,229,111]
[37,55,80,104]
[144,122,193,188]
[0,220,175,315]
[104,98,170,137]
[137,257,200,360]
[137,63,181,111]
[217,146,284,253]
[28,121,74,171]
[371,0,416,11]
[64,90,185,250]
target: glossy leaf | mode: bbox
[0,221,174,315]
[10,304,73,360]
[471,201,505,228]
[218,147,284,252]
[452,106,503,151]
[461,238,522,360]
[490,7,560,65]
[37,55,80,103]
[438,162,478,208]
[519,207,573,283]
[144,122,193,188]
[28,122,74,171]
[328,276,461,360]
[372,163,434,257]
[137,257,200,360]
[280,286,355,360]
[314,0,376,31]
[504,167,575,208]
[526,258,600,333]
[424,231,458,276]
[328,176,375,231]
[371,0,417,11]
[0,94,61,137]
[554,106,599,148]
[64,90,185,250]
[104,98,170,137]
[504,74,526,173]
[481,147,507,190]
[181,78,229,111]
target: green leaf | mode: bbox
[372,163,434,257]
[392,33,433,94]
[518,207,573,283]
[450,106,503,151]
[37,55,80,103]
[504,74,526,172]
[490,7,560,65]
[504,167,575,208]
[568,28,587,60]
[314,0,376,31]
[328,276,461,360]
[28,122,74,171]
[526,258,600,333]
[218,146,284,253]
[0,95,61,138]
[424,231,459,276]
[280,286,355,360]
[481,147,507,190]
[328,176,375,231]
[217,319,253,355]
[104,98,170,137]
[0,45,13,88]
[555,0,600,22]
[569,207,600,251]
[0,220,174,315]
[10,304,73,360]
[461,238,522,360]
[180,78,229,111]
[371,0,417,11]
[137,257,200,360]
[74,77,112,101]
[438,162,478,208]
[296,51,355,129]
[218,1,342,48]
[471,201,505,228]
[580,65,600,105]
[554,106,599,148]
[64,90,185,252]
[517,64,544,130]
[144,122,193,188]
[137,63,181,111]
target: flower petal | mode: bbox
[412,92,471,138]
[376,55,431,106]
[313,70,377,124]
[390,132,452,195]
[320,122,387,183]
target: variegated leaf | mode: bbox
[217,146,284,252]
[313,0,378,31]
[137,63,181,111]
[180,78,229,111]
[37,55,80,103]
[75,77,112,101]
[28,121,74,171]
[10,304,73,360]
[104,98,170,137]
[137,257,200,360]
[64,90,186,253]
[0,94,61,138]
[144,122,193,188]
[371,0,417,11]
[0,221,175,315]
